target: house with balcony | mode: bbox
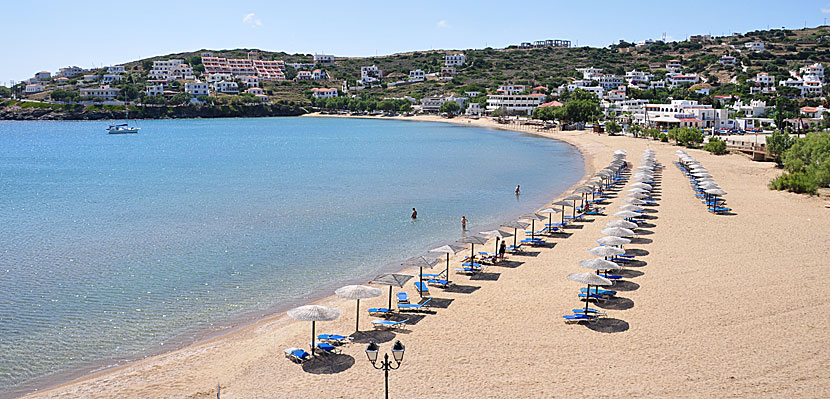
[439,66,456,80]
[312,69,327,80]
[295,71,312,81]
[145,84,164,96]
[744,41,765,52]
[666,60,683,73]
[241,75,259,87]
[102,74,122,84]
[625,69,653,86]
[25,84,44,93]
[57,66,84,78]
[311,87,339,99]
[107,66,126,74]
[576,67,603,79]
[245,87,264,96]
[666,73,699,88]
[718,55,737,65]
[486,93,545,115]
[497,84,526,95]
[185,81,210,96]
[80,85,120,100]
[360,65,383,85]
[408,69,425,82]
[444,54,466,67]
[421,95,468,113]
[213,81,239,94]
[313,54,335,65]
[800,106,827,119]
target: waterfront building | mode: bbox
[311,87,339,99]
[80,85,120,100]
[485,93,545,115]
[185,81,210,96]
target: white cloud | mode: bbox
[822,7,830,13]
[437,20,451,29]
[242,13,263,28]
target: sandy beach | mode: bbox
[23,115,830,398]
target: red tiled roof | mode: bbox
[539,101,563,107]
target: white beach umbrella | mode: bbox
[370,273,415,310]
[627,193,650,200]
[627,187,648,193]
[631,183,652,190]
[614,210,641,220]
[588,246,625,258]
[607,219,638,229]
[481,229,514,255]
[430,244,466,282]
[596,236,631,247]
[618,204,644,212]
[402,256,442,297]
[601,227,635,237]
[623,198,647,205]
[335,285,382,332]
[288,305,341,357]
[500,221,530,252]
[614,150,628,156]
[568,272,614,313]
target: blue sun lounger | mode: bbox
[371,318,409,330]
[398,298,432,312]
[317,334,352,345]
[461,262,483,268]
[313,341,342,355]
[368,307,393,316]
[284,347,312,363]
[420,273,442,279]
[455,266,481,275]
[397,292,409,304]
[427,278,450,287]
[572,308,607,317]
[414,281,430,296]
[580,287,617,296]
[578,292,606,301]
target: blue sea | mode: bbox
[0,117,583,395]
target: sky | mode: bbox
[1,0,829,84]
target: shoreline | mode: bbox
[16,114,595,398]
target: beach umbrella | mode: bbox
[614,210,641,220]
[500,221,529,252]
[429,244,465,282]
[601,227,635,237]
[460,235,490,269]
[622,198,646,205]
[370,273,414,310]
[567,272,613,312]
[287,305,341,357]
[335,285,382,332]
[552,200,573,224]
[618,204,644,212]
[705,188,727,210]
[563,194,583,217]
[573,186,594,203]
[520,213,547,240]
[579,258,622,272]
[607,219,638,229]
[596,236,631,247]
[614,149,628,156]
[481,229,513,255]
[627,192,650,200]
[588,246,625,258]
[402,256,441,297]
[538,207,562,233]
[627,187,648,194]
[693,172,713,178]
[631,183,652,190]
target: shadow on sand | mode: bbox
[583,318,629,333]
[442,284,480,294]
[610,280,640,291]
[303,354,356,374]
[594,296,634,310]
[351,329,396,344]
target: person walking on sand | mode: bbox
[461,216,467,231]
[515,185,521,195]
[411,208,417,220]
[499,240,506,261]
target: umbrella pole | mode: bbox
[513,228,517,249]
[531,220,535,240]
[356,299,360,332]
[561,207,565,224]
[585,285,590,312]
[311,320,316,357]
[388,286,392,310]
[446,253,450,283]
[548,213,552,233]
[494,237,499,254]
[419,266,423,298]
[470,244,475,267]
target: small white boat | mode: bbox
[107,123,140,134]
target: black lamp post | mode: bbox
[365,340,405,399]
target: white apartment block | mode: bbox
[421,95,467,113]
[648,80,666,89]
[102,74,122,83]
[605,89,626,101]
[360,65,382,85]
[486,93,545,115]
[666,60,683,73]
[25,84,44,93]
[666,73,699,88]
[80,85,120,100]
[800,63,824,83]
[408,69,425,82]
[35,71,51,80]
[83,74,99,81]
[718,55,737,65]
[804,80,823,96]
[566,80,591,92]
[107,65,126,74]
[252,60,286,80]
[185,81,209,96]
[312,69,327,80]
[145,84,164,96]
[313,54,335,64]
[732,100,769,118]
[439,66,456,80]
[754,72,775,86]
[497,84,526,95]
[57,66,84,78]
[625,69,653,85]
[577,67,603,79]
[213,81,239,94]
[444,54,466,67]
[744,42,765,52]
[206,73,233,84]
[241,75,259,87]
[643,100,729,129]
[594,74,624,90]
[311,87,338,99]
[295,71,312,81]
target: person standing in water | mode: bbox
[461,216,467,231]
[411,208,418,220]
[515,185,521,195]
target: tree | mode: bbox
[169,92,192,105]
[704,137,727,155]
[770,131,830,195]
[439,101,461,115]
[0,86,12,98]
[606,121,622,135]
[531,106,557,121]
[766,130,794,166]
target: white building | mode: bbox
[312,69,327,80]
[241,75,259,87]
[577,67,603,79]
[295,71,312,81]
[313,54,335,65]
[244,87,264,96]
[213,81,239,94]
[666,60,683,73]
[804,80,823,96]
[35,71,51,80]
[800,63,824,83]
[754,72,775,86]
[421,95,467,113]
[311,87,338,99]
[102,74,122,84]
[185,81,210,96]
[744,42,765,52]
[360,65,382,85]
[718,55,737,65]
[625,69,653,85]
[444,54,466,67]
[666,73,699,88]
[145,84,164,96]
[466,103,483,116]
[486,93,545,115]
[408,69,425,82]
[465,91,480,98]
[83,74,99,82]
[604,89,626,101]
[497,84,526,95]
[595,75,624,90]
[648,80,666,89]
[80,85,120,100]
[439,66,456,80]
[25,84,44,93]
[732,100,769,118]
[206,73,233,84]
[57,66,84,78]
[779,78,806,96]
[107,65,126,74]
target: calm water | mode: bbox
[0,117,583,395]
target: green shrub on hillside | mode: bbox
[704,137,727,155]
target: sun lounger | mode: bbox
[563,313,598,324]
[578,292,606,301]
[313,341,342,355]
[397,292,409,304]
[317,334,352,345]
[368,307,393,316]
[507,244,522,253]
[461,262,483,268]
[414,281,430,296]
[284,347,312,363]
[371,319,409,330]
[420,273,442,279]
[398,298,432,312]
[455,266,480,275]
[427,278,450,287]
[572,308,607,317]
[580,287,617,296]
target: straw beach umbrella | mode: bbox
[481,229,513,256]
[402,256,441,296]
[430,244,465,283]
[335,285,382,332]
[562,194,583,218]
[567,272,613,312]
[579,258,622,272]
[596,236,631,247]
[370,273,414,310]
[500,221,529,252]
[607,219,638,229]
[459,235,490,267]
[552,200,572,224]
[520,213,547,240]
[588,246,625,258]
[538,207,562,233]
[601,227,635,237]
[287,305,341,357]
